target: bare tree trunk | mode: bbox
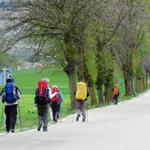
[68,72,76,109]
[97,85,104,104]
[104,85,110,104]
[123,61,135,96]
[139,79,143,92]
[138,79,140,92]
[131,76,135,95]
[124,71,133,96]
[104,83,114,104]
[76,44,98,106]
[77,47,84,81]
[144,72,149,89]
[64,32,77,109]
[145,73,148,88]
[142,76,145,90]
[135,78,138,93]
[84,64,98,106]
[89,86,97,106]
[149,73,150,88]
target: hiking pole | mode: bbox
[72,108,77,123]
[59,104,63,123]
[86,101,89,122]
[18,104,22,130]
[0,105,4,130]
[49,105,53,122]
[72,101,78,123]
[2,106,5,130]
[72,113,74,122]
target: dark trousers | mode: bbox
[5,105,17,132]
[37,104,49,129]
[114,95,118,105]
[76,100,86,119]
[51,102,60,122]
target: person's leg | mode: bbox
[56,102,61,119]
[43,104,49,132]
[51,103,56,122]
[114,95,118,105]
[53,102,58,122]
[51,102,58,122]
[81,101,86,122]
[5,106,11,132]
[37,105,43,131]
[76,101,81,121]
[10,105,17,132]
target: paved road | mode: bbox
[0,90,150,150]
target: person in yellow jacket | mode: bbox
[75,80,89,122]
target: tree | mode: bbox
[86,0,125,104]
[113,0,145,96]
[1,0,104,108]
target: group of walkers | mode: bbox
[35,78,63,132]
[0,74,119,133]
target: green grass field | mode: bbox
[13,66,69,95]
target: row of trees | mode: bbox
[0,0,150,108]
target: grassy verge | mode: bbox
[0,94,75,132]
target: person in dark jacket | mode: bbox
[0,78,21,133]
[34,78,58,132]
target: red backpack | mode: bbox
[37,80,48,96]
[113,86,119,95]
[51,87,60,102]
[35,80,49,104]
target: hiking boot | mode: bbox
[54,119,58,123]
[56,114,60,119]
[37,127,41,131]
[37,124,42,131]
[10,129,15,133]
[54,115,58,122]
[43,127,48,132]
[82,118,86,122]
[76,114,80,121]
[43,128,48,132]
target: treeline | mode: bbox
[0,1,16,10]
[0,0,150,108]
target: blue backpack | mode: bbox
[4,83,17,103]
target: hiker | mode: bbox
[34,78,58,131]
[112,84,119,105]
[7,74,15,85]
[75,80,89,122]
[0,78,21,133]
[50,85,63,122]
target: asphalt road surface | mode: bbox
[0,90,150,150]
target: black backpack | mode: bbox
[35,88,49,104]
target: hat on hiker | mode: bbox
[54,85,58,88]
[42,78,49,83]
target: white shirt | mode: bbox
[48,87,58,99]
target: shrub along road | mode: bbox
[0,90,150,150]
